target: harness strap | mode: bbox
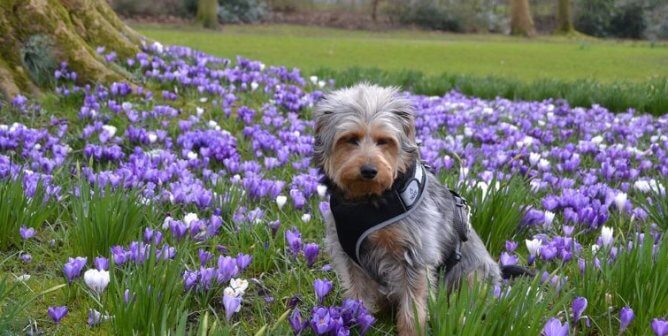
[440,190,471,274]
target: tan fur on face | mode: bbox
[327,123,400,199]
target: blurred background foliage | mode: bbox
[107,0,667,39]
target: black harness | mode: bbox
[326,161,471,281]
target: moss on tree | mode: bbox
[555,0,576,34]
[510,0,536,37]
[196,0,219,29]
[0,0,145,100]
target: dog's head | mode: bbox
[313,84,418,199]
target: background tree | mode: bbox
[197,0,220,29]
[371,0,381,22]
[555,0,575,34]
[0,0,144,100]
[510,0,536,37]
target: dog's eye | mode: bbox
[347,137,359,145]
[376,138,390,146]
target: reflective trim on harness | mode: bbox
[353,164,428,262]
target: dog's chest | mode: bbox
[366,224,411,260]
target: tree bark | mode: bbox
[555,0,574,34]
[0,0,144,100]
[196,0,219,29]
[510,0,536,37]
[371,0,380,22]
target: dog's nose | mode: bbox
[360,164,377,180]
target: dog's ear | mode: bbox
[312,100,334,169]
[389,95,417,145]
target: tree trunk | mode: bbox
[555,0,574,34]
[196,0,219,29]
[0,0,143,100]
[371,0,380,22]
[510,0,536,37]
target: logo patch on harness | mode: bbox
[401,180,420,206]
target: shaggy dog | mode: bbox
[313,84,502,336]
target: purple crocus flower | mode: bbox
[289,307,307,335]
[216,256,239,283]
[235,253,253,271]
[124,289,133,304]
[540,245,558,260]
[111,246,128,265]
[198,249,213,266]
[268,220,281,236]
[499,252,518,266]
[183,270,199,291]
[543,317,569,336]
[143,227,155,243]
[619,306,634,332]
[310,307,333,334]
[505,240,518,252]
[572,296,587,321]
[20,253,32,263]
[63,257,87,283]
[169,220,188,240]
[47,306,68,323]
[223,294,242,321]
[19,226,36,240]
[314,279,333,303]
[652,319,668,336]
[357,310,376,335]
[578,258,586,275]
[88,309,104,327]
[304,243,320,267]
[93,257,109,271]
[285,227,303,257]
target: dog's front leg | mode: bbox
[394,267,429,336]
[325,233,385,312]
[341,261,385,312]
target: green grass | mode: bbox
[136,24,668,83]
[1,39,667,335]
[313,67,668,114]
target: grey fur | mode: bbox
[315,84,501,336]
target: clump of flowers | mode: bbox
[290,299,376,335]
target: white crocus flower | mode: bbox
[476,181,489,201]
[538,158,551,170]
[84,269,110,295]
[614,192,627,213]
[16,274,31,282]
[229,278,249,296]
[601,226,614,247]
[525,239,542,257]
[250,82,259,91]
[591,244,600,254]
[186,151,198,160]
[309,76,318,84]
[147,132,158,144]
[276,195,287,209]
[544,211,555,227]
[183,213,199,227]
[152,41,164,53]
[102,125,117,137]
[317,184,328,198]
[529,153,541,166]
[301,213,312,223]
[162,216,173,229]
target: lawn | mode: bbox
[137,24,668,83]
[0,41,667,336]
